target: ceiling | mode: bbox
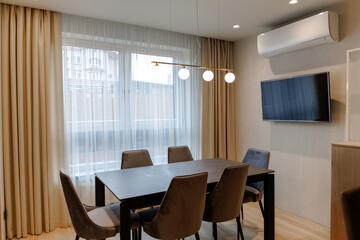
[0,0,341,41]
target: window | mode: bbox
[75,70,82,79]
[131,53,173,85]
[62,15,202,180]
[63,46,186,175]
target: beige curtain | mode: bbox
[0,4,70,238]
[202,38,236,161]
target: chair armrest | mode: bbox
[245,186,260,195]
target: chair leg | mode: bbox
[75,235,79,240]
[195,232,200,240]
[212,222,217,240]
[138,227,142,240]
[132,229,137,240]
[241,204,244,220]
[259,200,264,218]
[236,216,245,240]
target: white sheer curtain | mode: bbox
[62,14,202,204]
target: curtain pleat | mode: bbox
[1,4,70,238]
[202,38,236,161]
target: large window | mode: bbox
[63,47,180,175]
[62,14,202,187]
[63,47,121,175]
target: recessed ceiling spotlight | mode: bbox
[289,0,298,4]
[233,25,240,29]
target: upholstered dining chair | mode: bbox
[136,172,208,240]
[168,145,194,163]
[121,149,153,169]
[241,148,270,220]
[341,186,360,240]
[203,164,250,240]
[59,170,141,240]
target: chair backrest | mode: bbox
[242,148,270,191]
[59,170,115,239]
[144,172,208,239]
[168,145,194,163]
[341,186,360,240]
[121,149,153,169]
[203,164,250,223]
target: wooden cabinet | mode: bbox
[331,142,360,240]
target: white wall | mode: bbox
[234,0,360,227]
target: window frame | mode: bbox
[62,33,192,176]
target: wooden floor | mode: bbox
[22,202,329,240]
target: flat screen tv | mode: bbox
[261,72,331,122]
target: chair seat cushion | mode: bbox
[137,207,159,224]
[88,203,141,229]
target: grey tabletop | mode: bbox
[95,158,274,201]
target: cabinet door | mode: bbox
[331,145,360,240]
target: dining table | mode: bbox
[95,158,275,240]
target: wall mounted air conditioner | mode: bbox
[257,11,339,58]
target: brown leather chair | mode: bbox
[241,148,270,219]
[59,170,141,240]
[203,164,250,240]
[137,172,208,240]
[341,186,360,240]
[168,145,194,163]
[121,149,153,169]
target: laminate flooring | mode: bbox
[22,202,330,240]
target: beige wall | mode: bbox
[234,0,360,227]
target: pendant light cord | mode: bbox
[217,0,220,40]
[170,0,200,65]
[169,0,172,31]
[194,0,201,65]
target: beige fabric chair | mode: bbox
[242,148,270,219]
[59,170,141,240]
[341,186,360,240]
[137,172,208,240]
[168,145,194,163]
[203,164,250,240]
[121,149,153,169]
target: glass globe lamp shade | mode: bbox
[178,67,190,80]
[202,70,214,82]
[224,72,235,83]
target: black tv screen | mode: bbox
[261,72,331,122]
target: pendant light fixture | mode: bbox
[154,0,235,83]
[152,61,234,82]
[225,72,235,83]
[203,70,214,82]
[178,66,190,80]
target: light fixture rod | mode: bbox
[152,61,233,72]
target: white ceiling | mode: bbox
[0,0,340,41]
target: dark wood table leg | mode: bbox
[95,176,106,240]
[120,201,131,240]
[95,176,105,207]
[264,174,275,240]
